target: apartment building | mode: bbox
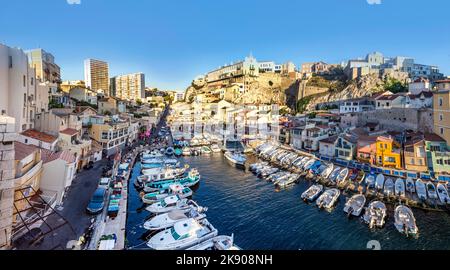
[25,48,61,84]
[110,73,145,101]
[84,59,109,94]
[89,119,130,156]
[433,80,450,146]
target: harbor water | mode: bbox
[126,154,450,250]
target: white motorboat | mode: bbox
[415,179,427,200]
[316,188,340,210]
[146,196,190,214]
[394,205,418,236]
[343,194,366,217]
[276,174,299,188]
[142,184,193,204]
[210,144,222,153]
[143,204,207,231]
[320,163,334,179]
[268,171,289,183]
[375,174,385,190]
[362,201,387,229]
[186,235,242,250]
[336,168,349,186]
[405,178,415,193]
[426,181,438,200]
[301,184,324,202]
[328,167,341,184]
[437,183,450,204]
[365,173,376,189]
[141,157,164,165]
[142,150,164,160]
[224,151,246,168]
[146,218,218,250]
[383,177,395,196]
[139,166,186,182]
[260,167,279,178]
[182,147,191,156]
[395,178,406,197]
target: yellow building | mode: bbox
[433,80,450,147]
[375,136,402,169]
[89,120,130,156]
[60,80,86,93]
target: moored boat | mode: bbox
[365,173,376,189]
[406,178,415,193]
[316,188,340,210]
[375,174,385,190]
[426,181,438,200]
[415,179,427,200]
[437,183,450,204]
[186,235,242,250]
[301,184,324,202]
[336,168,349,186]
[224,151,246,168]
[394,205,418,236]
[362,200,387,229]
[343,194,366,217]
[395,178,406,197]
[146,218,218,250]
[143,204,207,231]
[383,177,395,196]
[146,196,189,214]
[142,184,193,204]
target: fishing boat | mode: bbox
[415,179,427,200]
[406,178,415,193]
[146,196,190,214]
[141,184,193,204]
[426,181,438,200]
[437,183,450,204]
[394,205,418,236]
[395,178,406,197]
[224,151,246,168]
[165,147,175,156]
[336,168,349,186]
[316,188,340,210]
[267,171,289,182]
[302,159,316,171]
[343,194,366,217]
[146,218,218,250]
[210,144,221,153]
[260,167,279,178]
[362,201,387,229]
[143,204,207,231]
[143,169,200,193]
[365,173,376,189]
[186,235,241,250]
[320,163,334,179]
[328,167,341,184]
[182,147,191,156]
[201,146,212,155]
[375,174,385,190]
[142,151,164,160]
[383,178,395,196]
[136,166,186,188]
[301,184,323,202]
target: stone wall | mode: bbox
[0,116,16,249]
[356,108,433,133]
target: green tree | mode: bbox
[384,78,407,93]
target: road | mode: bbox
[14,159,110,250]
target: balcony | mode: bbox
[14,161,43,188]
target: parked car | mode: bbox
[86,188,107,215]
[98,178,111,190]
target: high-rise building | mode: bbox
[0,44,42,132]
[84,59,109,95]
[25,48,61,84]
[110,73,145,101]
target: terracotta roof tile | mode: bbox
[41,149,76,164]
[21,129,58,144]
[60,128,78,136]
[14,142,38,161]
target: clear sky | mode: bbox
[1,0,449,91]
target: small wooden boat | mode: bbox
[375,174,385,190]
[336,168,349,186]
[437,183,450,204]
[356,170,366,184]
[394,178,406,197]
[320,163,334,179]
[394,205,418,236]
[383,178,395,196]
[301,184,324,202]
[426,181,438,200]
[328,167,342,184]
[405,178,415,193]
[343,194,366,217]
[362,201,387,229]
[415,179,427,200]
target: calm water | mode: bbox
[126,154,450,250]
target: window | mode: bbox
[437,159,443,165]
[23,75,26,87]
[441,128,444,135]
[439,114,443,122]
[8,56,12,68]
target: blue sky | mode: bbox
[1,0,449,91]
